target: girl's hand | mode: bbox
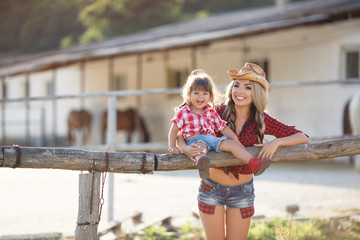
[254,139,280,159]
[168,146,181,153]
[182,143,206,163]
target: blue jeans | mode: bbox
[186,134,230,152]
[197,178,255,209]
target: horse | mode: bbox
[102,108,150,144]
[343,93,360,163]
[67,109,92,145]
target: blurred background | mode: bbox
[0,0,360,238]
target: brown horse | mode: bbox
[102,108,150,144]
[67,109,92,145]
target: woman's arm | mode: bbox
[254,132,309,159]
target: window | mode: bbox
[167,68,189,88]
[25,79,30,97]
[346,51,359,78]
[1,80,6,98]
[114,74,127,90]
[46,81,53,96]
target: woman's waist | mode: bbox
[209,168,253,186]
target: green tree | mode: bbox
[0,0,305,54]
[0,0,34,53]
[78,0,183,44]
[0,0,88,54]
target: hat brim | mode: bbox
[227,70,269,98]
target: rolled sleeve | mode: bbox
[213,112,227,131]
[171,110,184,129]
[264,113,303,138]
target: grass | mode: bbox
[248,217,360,240]
[134,216,360,240]
[84,215,360,239]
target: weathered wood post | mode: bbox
[75,172,101,239]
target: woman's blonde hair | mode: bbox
[178,69,221,108]
[223,80,268,143]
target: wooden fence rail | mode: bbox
[1,137,360,173]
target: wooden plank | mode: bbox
[1,147,155,173]
[0,232,62,240]
[1,137,360,172]
[155,137,360,171]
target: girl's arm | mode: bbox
[168,123,181,153]
[220,126,244,148]
[254,132,309,159]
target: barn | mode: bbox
[0,0,359,147]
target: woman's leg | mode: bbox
[225,208,251,240]
[199,206,226,240]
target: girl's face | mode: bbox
[189,89,211,112]
[231,79,253,107]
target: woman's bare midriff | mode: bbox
[209,168,253,186]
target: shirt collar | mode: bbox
[185,103,212,114]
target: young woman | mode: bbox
[168,69,271,179]
[177,63,309,240]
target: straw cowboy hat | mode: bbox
[227,62,269,98]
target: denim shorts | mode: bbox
[186,134,230,152]
[197,178,255,209]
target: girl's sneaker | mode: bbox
[248,158,272,176]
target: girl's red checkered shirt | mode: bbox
[171,104,227,139]
[215,104,305,179]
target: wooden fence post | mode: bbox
[75,172,101,240]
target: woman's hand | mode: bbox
[181,143,206,163]
[254,139,280,159]
[254,133,309,159]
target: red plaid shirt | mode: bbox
[171,104,227,139]
[215,104,304,177]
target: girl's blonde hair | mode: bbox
[178,69,221,108]
[223,80,268,143]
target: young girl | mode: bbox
[168,69,271,179]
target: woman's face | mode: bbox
[231,79,253,107]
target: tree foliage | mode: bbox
[0,0,301,55]
[78,0,183,44]
[0,0,88,54]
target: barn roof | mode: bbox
[1,0,360,77]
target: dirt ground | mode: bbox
[0,159,360,237]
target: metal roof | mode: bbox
[1,0,359,77]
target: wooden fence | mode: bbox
[2,137,360,173]
[1,137,360,239]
